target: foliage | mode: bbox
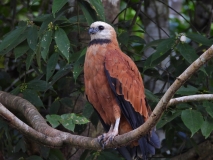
[0,0,213,159]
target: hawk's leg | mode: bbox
[98,118,120,148]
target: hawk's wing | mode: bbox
[104,48,160,158]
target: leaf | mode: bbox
[46,114,61,128]
[83,102,94,119]
[59,97,73,108]
[52,0,68,17]
[27,25,38,51]
[177,43,198,63]
[27,80,51,91]
[46,53,59,81]
[78,0,97,25]
[129,35,146,44]
[144,37,175,68]
[23,89,44,107]
[204,101,213,118]
[145,89,159,103]
[60,113,89,131]
[41,30,53,60]
[54,28,70,62]
[0,26,27,54]
[26,50,35,70]
[186,33,212,46]
[157,111,181,129]
[201,118,213,139]
[142,39,164,52]
[118,32,129,46]
[26,156,43,160]
[73,49,86,81]
[181,109,203,136]
[89,0,105,21]
[14,44,29,59]
[49,100,60,114]
[50,64,72,85]
[176,85,198,95]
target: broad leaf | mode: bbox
[201,118,213,139]
[41,30,53,60]
[181,109,203,136]
[186,33,212,46]
[27,25,38,51]
[0,26,27,54]
[59,97,73,108]
[23,89,44,107]
[54,28,70,62]
[46,53,59,81]
[157,111,181,129]
[176,85,198,95]
[14,44,29,59]
[78,0,97,25]
[145,89,159,103]
[177,43,198,63]
[204,101,213,118]
[49,100,60,114]
[52,0,68,16]
[27,80,51,91]
[89,0,105,21]
[26,50,35,70]
[46,114,61,128]
[83,102,94,119]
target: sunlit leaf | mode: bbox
[46,114,61,128]
[181,109,203,136]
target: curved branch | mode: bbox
[168,94,213,106]
[0,45,213,149]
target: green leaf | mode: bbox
[144,37,175,68]
[142,39,164,52]
[78,0,97,25]
[145,89,159,103]
[0,26,27,53]
[186,33,212,46]
[181,109,203,136]
[41,30,53,60]
[204,101,213,118]
[27,26,38,51]
[177,43,198,63]
[46,53,59,81]
[26,156,43,160]
[54,28,70,62]
[60,113,89,131]
[176,85,198,95]
[73,49,86,81]
[49,100,60,114]
[157,111,181,129]
[59,97,73,108]
[89,0,105,21]
[14,44,29,59]
[23,89,44,107]
[52,0,68,17]
[201,118,213,139]
[129,35,146,44]
[46,114,61,128]
[26,50,35,70]
[27,80,51,91]
[83,102,94,119]
[118,32,129,46]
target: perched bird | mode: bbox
[84,21,160,160]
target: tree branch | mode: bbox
[0,45,213,150]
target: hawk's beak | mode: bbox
[89,27,98,35]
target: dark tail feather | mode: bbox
[150,129,161,148]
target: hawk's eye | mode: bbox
[98,25,104,30]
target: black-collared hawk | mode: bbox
[84,21,160,160]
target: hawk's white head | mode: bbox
[88,21,116,41]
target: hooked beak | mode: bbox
[88,27,98,35]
